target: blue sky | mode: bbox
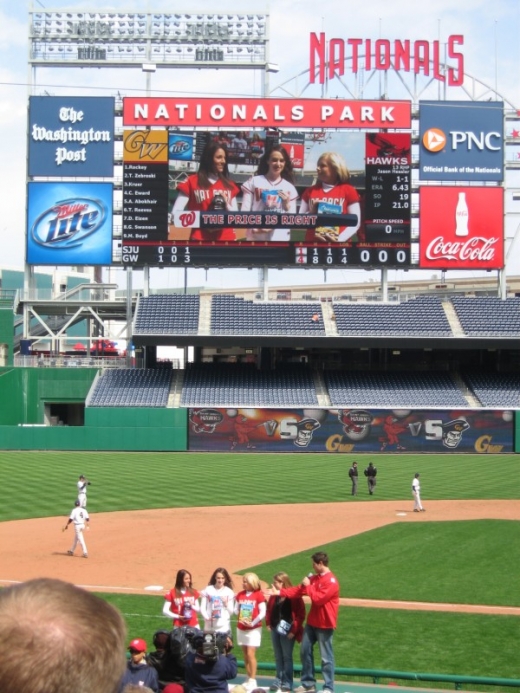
[1,0,519,290]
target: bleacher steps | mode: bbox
[442,300,465,336]
[198,294,213,335]
[168,368,185,408]
[453,371,481,407]
[320,301,339,336]
[313,370,331,406]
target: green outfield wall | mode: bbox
[0,367,517,453]
[0,368,188,451]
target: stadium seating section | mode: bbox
[210,295,326,335]
[451,297,520,336]
[333,296,452,336]
[462,371,520,407]
[180,363,319,407]
[83,294,520,409]
[134,295,200,334]
[325,371,468,408]
[88,368,172,407]
[133,294,520,338]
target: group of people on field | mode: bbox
[348,462,425,511]
[153,553,339,693]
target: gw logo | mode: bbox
[124,131,168,160]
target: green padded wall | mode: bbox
[0,368,188,451]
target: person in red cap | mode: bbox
[118,638,159,693]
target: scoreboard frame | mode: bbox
[121,96,412,269]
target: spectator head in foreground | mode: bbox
[0,577,127,693]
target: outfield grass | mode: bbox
[245,520,520,606]
[0,451,518,521]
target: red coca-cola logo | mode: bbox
[178,211,196,227]
[425,236,498,262]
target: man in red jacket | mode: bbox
[266,551,339,693]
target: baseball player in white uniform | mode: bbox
[412,473,425,512]
[77,474,90,508]
[64,499,90,557]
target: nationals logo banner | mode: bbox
[123,97,411,129]
[419,186,504,269]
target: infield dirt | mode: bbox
[1,499,519,614]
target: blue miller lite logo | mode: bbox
[169,135,193,161]
[30,197,107,249]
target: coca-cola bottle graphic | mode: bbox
[455,192,469,237]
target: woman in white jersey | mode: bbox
[200,567,235,634]
[241,144,298,241]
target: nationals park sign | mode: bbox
[123,97,411,129]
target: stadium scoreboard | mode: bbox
[121,96,412,269]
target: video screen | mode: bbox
[122,127,411,268]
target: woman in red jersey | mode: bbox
[162,568,200,628]
[299,151,361,243]
[235,572,266,691]
[172,141,240,241]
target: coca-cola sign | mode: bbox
[419,187,504,269]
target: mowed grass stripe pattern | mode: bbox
[0,451,518,521]
[245,520,520,606]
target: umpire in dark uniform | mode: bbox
[364,462,377,495]
[348,461,358,495]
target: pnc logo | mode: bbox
[422,128,447,152]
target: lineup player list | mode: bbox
[122,162,169,242]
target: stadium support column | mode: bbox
[259,267,269,300]
[126,267,133,367]
[499,269,506,299]
[381,267,388,302]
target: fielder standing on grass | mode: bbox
[63,499,90,557]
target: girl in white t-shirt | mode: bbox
[200,567,235,633]
[241,144,299,241]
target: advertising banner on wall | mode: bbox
[28,96,115,178]
[26,182,113,265]
[419,100,504,181]
[419,186,504,269]
[188,407,512,453]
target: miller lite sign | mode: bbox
[419,187,504,270]
[27,182,113,266]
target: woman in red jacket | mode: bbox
[266,572,306,692]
